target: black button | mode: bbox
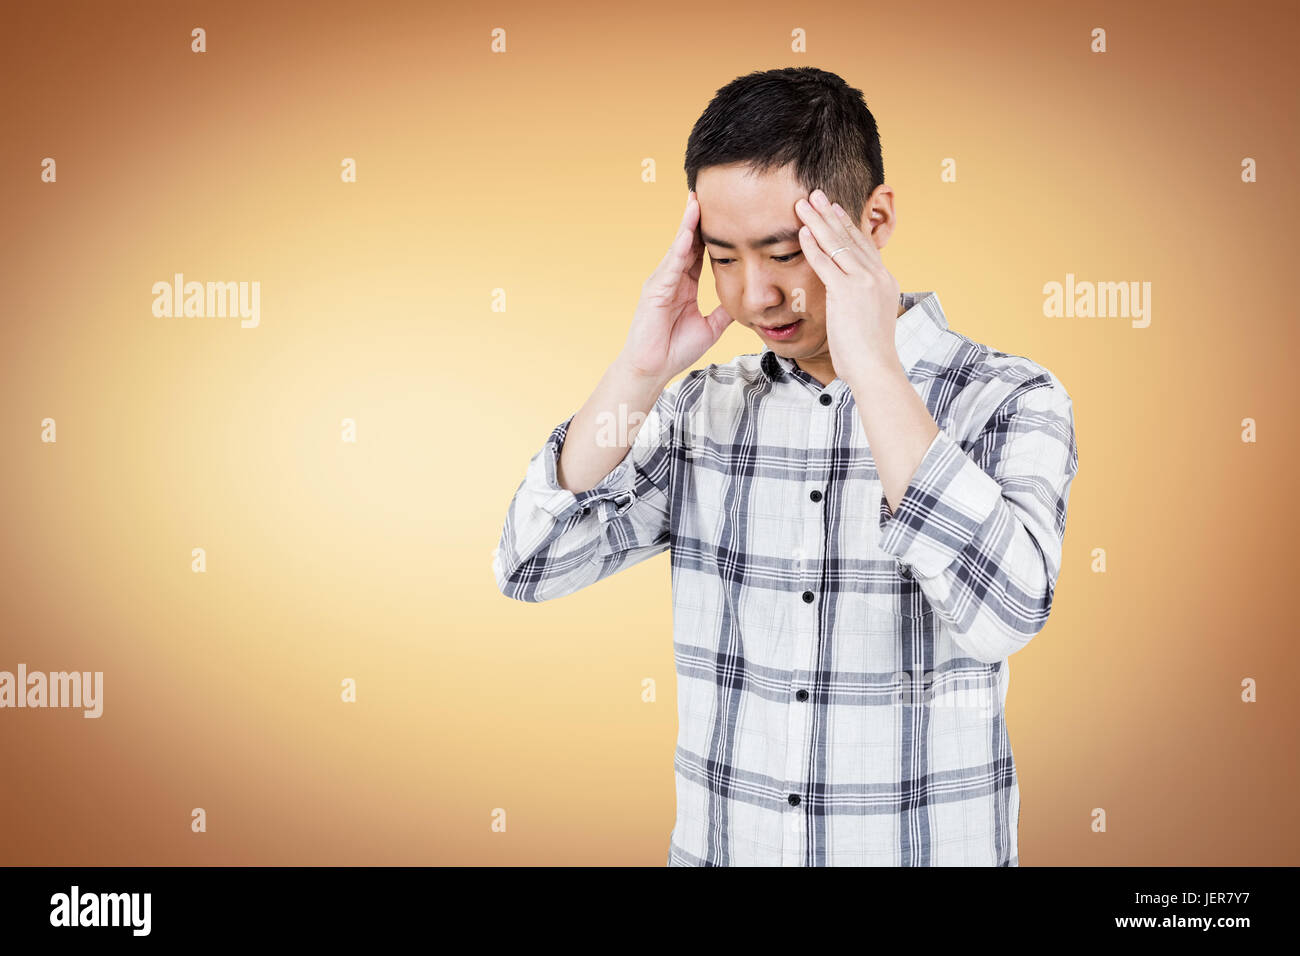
[819,393,832,405]
[809,489,822,502]
[898,565,912,579]
[795,689,808,701]
[801,590,814,603]
[581,507,590,515]
[788,794,801,806]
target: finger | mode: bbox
[816,194,869,271]
[684,231,704,284]
[705,302,735,339]
[657,194,701,277]
[797,223,837,286]
[683,193,708,282]
[830,201,882,267]
[795,193,864,273]
[685,191,706,253]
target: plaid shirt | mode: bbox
[494,290,1079,866]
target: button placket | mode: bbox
[780,385,832,863]
[783,385,837,863]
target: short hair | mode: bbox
[683,66,885,224]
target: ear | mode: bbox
[860,185,897,246]
[863,202,897,250]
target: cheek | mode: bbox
[791,277,824,314]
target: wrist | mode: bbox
[842,352,905,393]
[612,352,672,391]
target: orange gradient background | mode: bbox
[1,0,1297,865]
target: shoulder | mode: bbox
[925,327,1074,434]
[662,352,769,411]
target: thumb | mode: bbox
[705,304,735,340]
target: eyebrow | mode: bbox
[699,226,802,250]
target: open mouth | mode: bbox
[760,319,803,339]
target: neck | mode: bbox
[790,299,908,387]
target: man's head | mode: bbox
[683,67,895,373]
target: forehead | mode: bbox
[696,162,805,234]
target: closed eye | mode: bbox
[711,252,802,266]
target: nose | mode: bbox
[740,264,783,318]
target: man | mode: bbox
[493,66,1079,866]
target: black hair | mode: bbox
[684,66,885,223]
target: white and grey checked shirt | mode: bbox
[494,291,1079,866]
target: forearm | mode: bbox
[846,355,941,514]
[865,371,1080,663]
[556,354,671,493]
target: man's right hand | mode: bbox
[618,191,735,383]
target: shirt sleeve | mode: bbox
[493,375,685,602]
[876,372,1080,664]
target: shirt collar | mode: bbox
[759,290,949,382]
